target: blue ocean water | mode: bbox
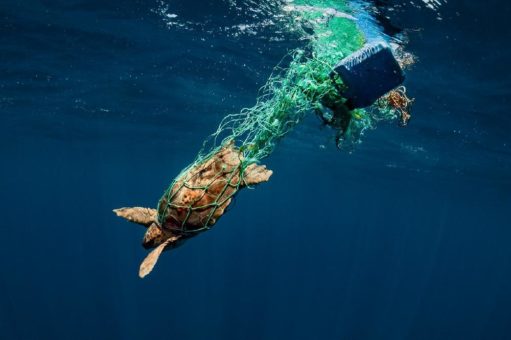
[1,0,510,339]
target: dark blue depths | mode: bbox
[1,0,510,339]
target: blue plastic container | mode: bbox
[332,42,405,109]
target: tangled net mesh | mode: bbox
[157,0,406,232]
[157,141,246,232]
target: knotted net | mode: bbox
[157,0,404,233]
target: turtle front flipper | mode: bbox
[139,235,181,278]
[113,207,157,227]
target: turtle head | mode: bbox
[142,223,169,249]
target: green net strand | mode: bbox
[157,158,245,232]
[157,0,402,229]
[197,2,365,162]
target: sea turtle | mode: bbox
[114,141,272,278]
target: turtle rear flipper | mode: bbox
[242,164,272,186]
[139,236,181,278]
[113,207,157,227]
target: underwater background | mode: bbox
[1,0,511,339]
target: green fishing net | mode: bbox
[157,0,401,232]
